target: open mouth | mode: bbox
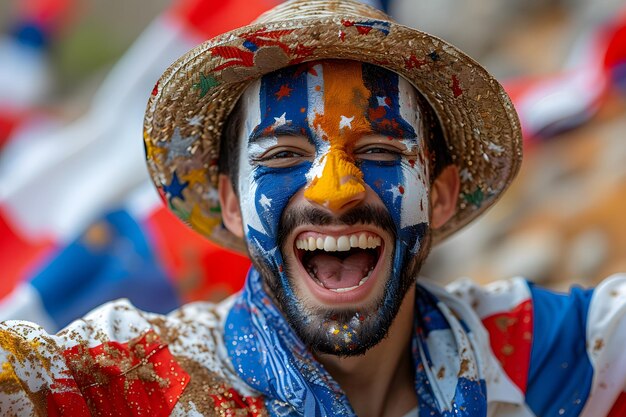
[294,232,383,293]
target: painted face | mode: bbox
[236,60,430,354]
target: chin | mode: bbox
[250,204,431,356]
[259,234,417,356]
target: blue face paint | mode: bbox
[237,61,430,345]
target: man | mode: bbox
[2,1,626,416]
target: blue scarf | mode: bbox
[225,269,487,416]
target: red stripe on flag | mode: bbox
[17,0,77,32]
[167,0,281,40]
[602,10,626,72]
[0,208,56,299]
[608,392,626,417]
[144,207,250,303]
[0,108,26,150]
[482,299,533,393]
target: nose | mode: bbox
[304,148,366,213]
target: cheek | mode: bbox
[361,158,429,231]
[361,159,405,227]
[248,163,312,239]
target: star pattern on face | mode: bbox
[275,84,292,100]
[166,128,198,163]
[259,194,272,211]
[254,238,277,258]
[400,139,417,152]
[409,236,421,254]
[187,115,203,127]
[247,226,278,258]
[339,115,354,130]
[388,184,405,203]
[377,96,390,107]
[273,112,290,127]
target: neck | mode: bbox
[315,286,418,417]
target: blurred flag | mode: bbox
[505,7,626,145]
[0,0,75,147]
[0,0,74,295]
[0,0,290,329]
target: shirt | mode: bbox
[1,273,626,416]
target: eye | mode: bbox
[270,150,304,159]
[355,145,402,162]
[253,146,313,168]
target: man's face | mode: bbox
[236,60,431,355]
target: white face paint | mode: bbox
[237,79,272,237]
[231,60,436,356]
[236,61,431,260]
[398,76,429,229]
[305,64,329,184]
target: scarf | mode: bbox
[225,269,487,416]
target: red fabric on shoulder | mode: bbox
[608,392,626,417]
[481,299,533,393]
[48,330,189,417]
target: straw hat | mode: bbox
[143,0,523,254]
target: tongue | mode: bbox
[307,251,375,289]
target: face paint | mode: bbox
[237,60,430,355]
[304,62,370,211]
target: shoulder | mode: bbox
[1,297,263,416]
[579,274,626,415]
[441,275,626,417]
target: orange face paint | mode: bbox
[304,61,374,211]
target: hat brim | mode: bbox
[144,8,522,255]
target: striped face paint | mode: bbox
[237,61,430,349]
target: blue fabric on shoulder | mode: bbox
[525,282,594,416]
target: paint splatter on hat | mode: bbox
[143,0,523,253]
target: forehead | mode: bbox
[239,60,422,141]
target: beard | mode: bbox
[249,203,432,357]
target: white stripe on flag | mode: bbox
[0,283,56,332]
[0,16,199,243]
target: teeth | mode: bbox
[323,236,337,251]
[358,234,368,249]
[296,233,383,252]
[337,236,350,251]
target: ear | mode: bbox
[218,174,244,238]
[430,165,460,230]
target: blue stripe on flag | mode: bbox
[31,210,179,328]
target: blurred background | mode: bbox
[0,0,625,331]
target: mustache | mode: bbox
[277,204,397,245]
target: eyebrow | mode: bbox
[248,124,309,145]
[368,118,418,139]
